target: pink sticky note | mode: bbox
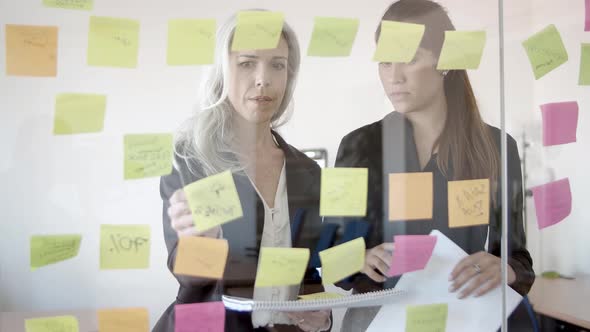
[540,101,578,146]
[531,178,572,230]
[175,302,225,332]
[585,0,590,31]
[388,235,437,277]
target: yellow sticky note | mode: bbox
[100,225,150,269]
[184,170,244,231]
[173,236,229,279]
[307,17,359,57]
[30,235,81,269]
[448,179,489,228]
[97,308,149,332]
[6,24,58,77]
[167,18,216,65]
[87,16,140,68]
[43,0,93,10]
[25,315,79,332]
[53,93,106,135]
[255,247,310,287]
[579,43,590,85]
[522,24,568,80]
[373,21,425,63]
[320,168,368,217]
[319,237,365,284]
[231,11,284,51]
[124,133,173,180]
[405,303,448,332]
[437,30,486,70]
[389,172,433,221]
[299,292,344,301]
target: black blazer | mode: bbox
[153,131,325,332]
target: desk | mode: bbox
[528,275,590,330]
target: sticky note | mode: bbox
[405,303,448,332]
[447,179,489,228]
[540,101,578,146]
[175,302,225,332]
[522,24,568,80]
[436,30,486,70]
[124,133,173,180]
[184,170,243,231]
[232,11,284,51]
[389,172,433,221]
[320,168,368,217]
[53,93,106,135]
[585,0,590,31]
[373,21,425,63]
[531,178,571,230]
[100,224,150,269]
[25,315,78,332]
[174,236,229,279]
[5,24,58,77]
[299,292,344,301]
[319,237,365,284]
[167,19,216,65]
[388,235,437,277]
[97,308,149,332]
[43,0,93,10]
[307,17,359,57]
[579,43,590,85]
[255,247,310,287]
[30,235,81,269]
[87,16,140,68]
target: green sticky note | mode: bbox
[30,235,82,269]
[124,133,173,180]
[405,303,448,332]
[88,16,140,68]
[373,21,425,63]
[100,224,150,269]
[25,315,79,332]
[579,43,590,85]
[319,237,365,284]
[307,17,359,57]
[231,11,284,51]
[167,18,216,65]
[255,247,310,287]
[522,24,568,80]
[53,93,106,135]
[437,30,486,70]
[184,170,244,231]
[43,0,93,10]
[320,167,368,216]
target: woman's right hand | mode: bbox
[361,243,395,282]
[168,189,221,238]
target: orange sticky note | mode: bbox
[6,24,58,77]
[97,308,149,332]
[448,178,490,228]
[389,172,433,221]
[173,236,229,279]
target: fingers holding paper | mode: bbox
[449,251,516,298]
[362,242,395,282]
[168,189,221,238]
[286,310,331,332]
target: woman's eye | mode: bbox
[272,62,286,70]
[239,61,254,68]
[379,62,392,67]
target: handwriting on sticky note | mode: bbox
[30,235,81,269]
[437,31,486,70]
[6,24,58,77]
[579,44,590,85]
[87,16,140,68]
[373,20,425,63]
[175,302,225,332]
[299,292,344,301]
[167,18,216,65]
[319,237,365,284]
[389,235,437,277]
[540,101,578,146]
[389,172,433,221]
[174,236,229,279]
[320,168,368,217]
[231,11,284,51]
[124,133,173,179]
[97,308,149,332]
[53,93,106,135]
[531,178,571,230]
[522,24,568,80]
[100,225,150,269]
[43,0,93,10]
[448,179,489,228]
[25,315,78,332]
[307,17,359,57]
[405,303,448,332]
[255,247,310,287]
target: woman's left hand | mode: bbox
[449,251,516,299]
[285,310,330,332]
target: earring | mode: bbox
[441,70,449,77]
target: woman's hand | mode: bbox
[168,189,220,238]
[286,310,331,332]
[361,243,395,282]
[449,251,516,299]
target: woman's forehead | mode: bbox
[231,37,289,58]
